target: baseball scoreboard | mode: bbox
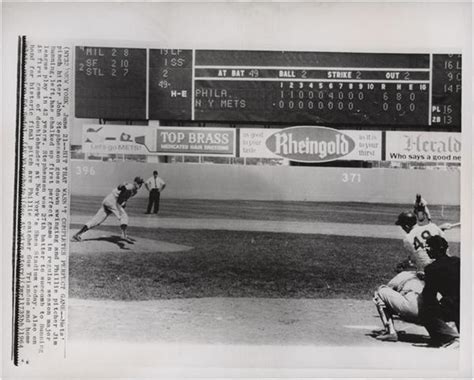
[75,47,462,130]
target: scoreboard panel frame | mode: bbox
[74,47,462,131]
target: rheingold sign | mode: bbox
[265,126,355,162]
[240,127,382,162]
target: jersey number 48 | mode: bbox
[413,230,433,250]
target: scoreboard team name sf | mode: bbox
[75,48,462,129]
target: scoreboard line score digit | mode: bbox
[75,47,461,130]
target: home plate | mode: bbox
[70,230,193,254]
[343,325,380,330]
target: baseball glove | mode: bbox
[117,188,133,205]
[395,259,417,273]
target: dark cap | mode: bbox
[426,235,449,253]
[395,211,417,227]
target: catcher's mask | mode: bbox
[134,176,144,186]
[395,211,417,233]
[425,235,448,258]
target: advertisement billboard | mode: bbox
[155,127,236,156]
[385,131,461,163]
[240,127,382,162]
[82,125,236,156]
[82,124,155,155]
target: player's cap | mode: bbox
[425,235,448,253]
[134,176,144,185]
[395,211,417,227]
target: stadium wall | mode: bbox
[70,160,460,205]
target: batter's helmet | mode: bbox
[395,211,417,231]
[134,176,144,185]
[425,235,449,254]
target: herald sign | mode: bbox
[385,131,461,163]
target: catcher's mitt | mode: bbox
[395,259,417,273]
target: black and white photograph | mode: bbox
[2,2,472,378]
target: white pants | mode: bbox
[377,286,421,323]
[86,198,128,229]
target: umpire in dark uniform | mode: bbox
[145,170,166,214]
[419,235,460,346]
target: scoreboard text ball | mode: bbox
[75,47,461,129]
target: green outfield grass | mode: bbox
[70,196,460,226]
[69,225,460,301]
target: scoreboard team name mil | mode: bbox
[75,47,461,130]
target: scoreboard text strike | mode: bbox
[75,47,462,129]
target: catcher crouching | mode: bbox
[72,176,144,242]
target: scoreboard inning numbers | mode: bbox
[75,47,462,129]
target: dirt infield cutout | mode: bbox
[71,215,461,242]
[70,230,193,254]
[68,297,430,347]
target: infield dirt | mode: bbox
[68,198,461,349]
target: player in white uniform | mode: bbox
[403,202,445,273]
[373,194,460,342]
[403,221,445,272]
[72,177,144,242]
[414,193,432,222]
[373,270,424,341]
[373,207,444,342]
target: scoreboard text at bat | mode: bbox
[149,49,460,127]
[74,47,462,129]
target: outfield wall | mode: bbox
[70,160,460,205]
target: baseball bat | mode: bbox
[440,222,460,231]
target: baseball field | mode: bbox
[68,196,461,351]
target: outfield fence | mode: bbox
[71,160,460,205]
